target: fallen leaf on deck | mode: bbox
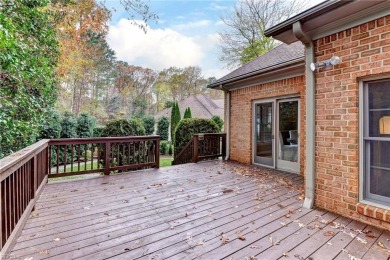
[82,207,90,210]
[53,238,61,241]
[356,237,367,244]
[120,186,124,189]
[122,200,129,203]
[185,213,188,217]
[70,190,78,192]
[220,234,229,244]
[39,250,49,255]
[327,242,332,245]
[297,194,304,200]
[236,230,246,241]
[24,257,33,260]
[280,222,286,226]
[298,223,305,228]
[124,248,130,251]
[217,171,222,174]
[268,236,280,246]
[285,210,294,218]
[196,240,205,247]
[250,245,260,249]
[324,231,335,237]
[282,252,288,257]
[223,188,234,194]
[277,204,285,208]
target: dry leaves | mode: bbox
[220,234,229,244]
[284,210,294,218]
[324,231,335,237]
[236,230,246,241]
[223,188,234,194]
[268,236,280,246]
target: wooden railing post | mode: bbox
[104,141,110,176]
[155,138,160,168]
[193,135,199,163]
[222,134,227,160]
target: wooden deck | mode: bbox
[9,161,390,260]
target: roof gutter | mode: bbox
[208,57,304,89]
[293,21,315,209]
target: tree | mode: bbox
[211,115,224,132]
[60,112,77,138]
[0,0,59,158]
[76,113,96,138]
[157,116,169,141]
[184,107,192,119]
[170,102,181,142]
[142,115,155,135]
[40,110,62,139]
[218,0,307,68]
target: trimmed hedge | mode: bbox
[174,118,219,156]
[142,115,155,135]
[100,118,145,137]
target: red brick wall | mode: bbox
[229,76,306,175]
[314,15,390,229]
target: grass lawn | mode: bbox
[160,157,173,167]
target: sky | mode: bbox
[105,0,324,79]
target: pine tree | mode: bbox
[183,107,192,119]
[170,102,181,142]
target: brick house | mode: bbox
[209,0,390,229]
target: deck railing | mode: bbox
[0,135,160,256]
[48,136,160,177]
[173,133,226,165]
[0,139,49,256]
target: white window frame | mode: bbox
[359,79,390,209]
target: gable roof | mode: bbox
[154,94,224,121]
[209,41,304,88]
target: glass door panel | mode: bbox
[254,102,274,166]
[277,100,299,173]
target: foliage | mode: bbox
[141,115,155,135]
[76,113,96,138]
[40,110,62,139]
[157,116,169,141]
[164,101,175,109]
[93,126,104,137]
[174,118,219,156]
[0,0,59,158]
[183,107,192,119]
[211,115,224,132]
[218,0,307,68]
[60,112,77,138]
[168,144,173,155]
[160,140,169,155]
[100,118,145,137]
[170,102,181,142]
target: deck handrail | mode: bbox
[173,133,226,165]
[0,135,160,256]
[0,139,50,256]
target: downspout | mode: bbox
[293,21,315,209]
[221,85,230,160]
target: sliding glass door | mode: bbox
[253,98,300,173]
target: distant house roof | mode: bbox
[154,94,224,121]
[208,41,304,88]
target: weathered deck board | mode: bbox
[9,161,388,260]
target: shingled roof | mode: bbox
[154,94,224,121]
[209,41,304,87]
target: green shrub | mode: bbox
[160,140,169,155]
[168,144,173,155]
[93,126,104,137]
[40,110,61,139]
[60,112,77,138]
[211,115,224,132]
[142,115,155,135]
[100,118,146,137]
[174,118,219,156]
[183,107,192,119]
[76,113,96,138]
[157,116,169,141]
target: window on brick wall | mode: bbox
[363,80,390,205]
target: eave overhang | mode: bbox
[265,0,390,43]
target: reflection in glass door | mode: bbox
[254,102,274,166]
[277,100,299,173]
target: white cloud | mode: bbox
[172,20,211,31]
[107,19,204,71]
[215,20,224,26]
